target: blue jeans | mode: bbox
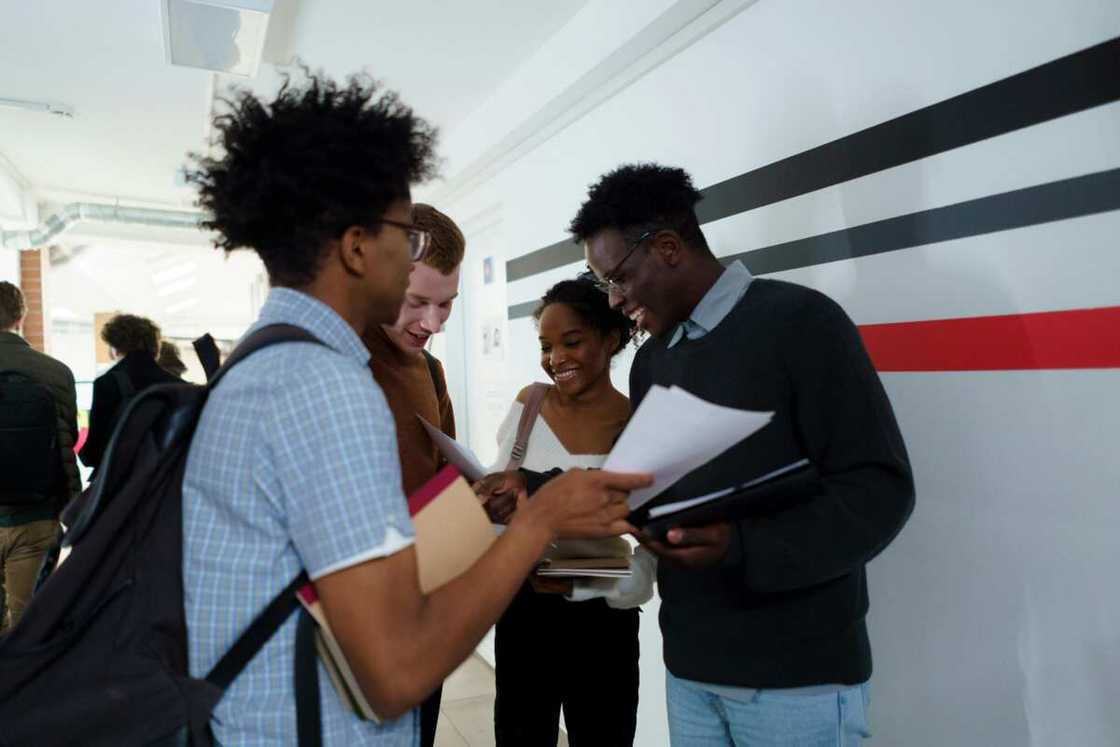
[667,672,871,746]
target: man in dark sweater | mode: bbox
[574,164,915,745]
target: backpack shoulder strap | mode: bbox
[421,349,441,390]
[505,383,550,471]
[205,571,309,689]
[210,324,325,389]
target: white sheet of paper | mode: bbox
[418,415,487,483]
[603,385,773,509]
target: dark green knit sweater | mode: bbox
[631,278,914,688]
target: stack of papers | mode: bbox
[604,385,773,509]
[646,458,812,520]
[420,385,775,512]
[535,557,631,578]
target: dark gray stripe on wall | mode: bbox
[506,168,1120,319]
[728,168,1120,275]
[508,300,540,320]
[695,36,1120,225]
[504,36,1120,287]
[507,238,584,283]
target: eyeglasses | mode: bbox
[377,218,431,261]
[591,230,655,293]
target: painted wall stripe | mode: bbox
[508,299,539,319]
[694,36,1120,225]
[508,168,1120,320]
[726,167,1120,275]
[504,36,1120,284]
[860,306,1120,371]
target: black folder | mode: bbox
[630,459,820,540]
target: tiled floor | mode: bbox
[435,654,569,747]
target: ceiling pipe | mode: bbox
[1,202,205,249]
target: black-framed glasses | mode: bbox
[592,230,655,293]
[377,218,431,261]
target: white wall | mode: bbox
[423,1,1120,745]
[0,248,16,283]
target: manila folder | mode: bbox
[409,465,496,593]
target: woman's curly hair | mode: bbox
[187,66,439,287]
[102,314,161,357]
[533,272,637,357]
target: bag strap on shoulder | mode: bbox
[205,572,309,688]
[505,383,550,471]
[210,324,325,389]
[421,349,441,391]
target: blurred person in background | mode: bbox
[0,281,79,631]
[79,313,179,472]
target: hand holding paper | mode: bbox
[527,469,651,539]
[604,385,773,509]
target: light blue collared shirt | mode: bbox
[183,287,418,746]
[667,260,754,348]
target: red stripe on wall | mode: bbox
[859,306,1120,371]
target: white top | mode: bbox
[492,398,655,609]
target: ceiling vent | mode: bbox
[160,0,274,77]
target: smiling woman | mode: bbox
[482,274,652,746]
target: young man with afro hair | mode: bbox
[573,163,915,745]
[182,69,649,746]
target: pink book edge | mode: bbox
[407,463,461,516]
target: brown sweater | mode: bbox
[363,326,456,496]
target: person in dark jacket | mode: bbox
[0,281,79,631]
[79,314,179,471]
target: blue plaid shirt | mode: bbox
[183,288,418,746]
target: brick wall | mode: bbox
[18,248,45,352]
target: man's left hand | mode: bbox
[636,522,733,568]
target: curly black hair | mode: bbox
[532,272,636,356]
[187,66,439,287]
[568,163,708,250]
[102,314,161,357]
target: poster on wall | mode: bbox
[481,316,504,361]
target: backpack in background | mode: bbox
[0,325,325,747]
[0,370,64,506]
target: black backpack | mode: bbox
[0,325,326,747]
[0,370,64,506]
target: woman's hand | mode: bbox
[472,471,527,524]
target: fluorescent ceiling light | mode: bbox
[0,97,74,118]
[155,276,198,298]
[152,260,198,286]
[161,0,274,78]
[166,297,201,315]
